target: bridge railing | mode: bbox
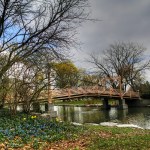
[49,86,140,99]
[122,90,140,98]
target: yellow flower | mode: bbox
[31,115,37,119]
[23,118,26,121]
[56,117,61,122]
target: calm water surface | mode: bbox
[54,106,150,129]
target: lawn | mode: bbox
[0,115,150,150]
[48,125,150,150]
[86,126,150,150]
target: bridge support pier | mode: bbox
[118,99,128,109]
[32,102,40,112]
[47,103,57,118]
[101,98,111,110]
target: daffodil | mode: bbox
[23,118,26,121]
[56,117,61,122]
[31,115,37,119]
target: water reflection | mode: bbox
[54,106,150,129]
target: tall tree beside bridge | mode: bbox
[0,0,90,111]
[89,42,150,91]
[54,61,80,88]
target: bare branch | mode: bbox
[89,42,150,91]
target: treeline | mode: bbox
[0,55,100,114]
[0,0,89,115]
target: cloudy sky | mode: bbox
[72,0,150,79]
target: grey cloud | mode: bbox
[72,0,150,69]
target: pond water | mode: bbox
[54,106,150,129]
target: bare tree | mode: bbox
[0,0,89,78]
[0,0,89,112]
[4,58,52,114]
[79,70,100,86]
[90,42,150,91]
[0,45,61,112]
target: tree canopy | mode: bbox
[0,0,89,113]
[0,0,89,78]
[90,42,150,91]
[54,61,80,88]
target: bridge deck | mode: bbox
[41,86,140,100]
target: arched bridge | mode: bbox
[50,85,140,100]
[39,76,141,110]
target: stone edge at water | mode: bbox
[100,122,118,127]
[100,122,143,129]
[71,122,144,129]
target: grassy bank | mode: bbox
[54,99,118,106]
[0,115,150,150]
[54,99,102,105]
[49,125,150,150]
[86,126,150,150]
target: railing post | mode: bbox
[109,88,111,96]
[137,90,140,98]
[68,88,70,98]
[130,91,132,99]
[97,86,99,95]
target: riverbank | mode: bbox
[0,115,150,150]
[49,125,150,150]
[53,98,119,107]
[55,103,103,107]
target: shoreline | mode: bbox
[71,122,148,130]
[54,104,103,107]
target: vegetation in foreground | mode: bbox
[0,115,150,150]
[50,125,150,150]
[0,115,84,149]
[87,126,150,150]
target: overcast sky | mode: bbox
[72,0,150,79]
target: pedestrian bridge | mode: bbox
[39,76,141,110]
[49,85,140,100]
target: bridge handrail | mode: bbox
[40,85,140,99]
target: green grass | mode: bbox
[54,99,118,106]
[86,126,150,150]
[0,115,150,149]
[54,99,102,105]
